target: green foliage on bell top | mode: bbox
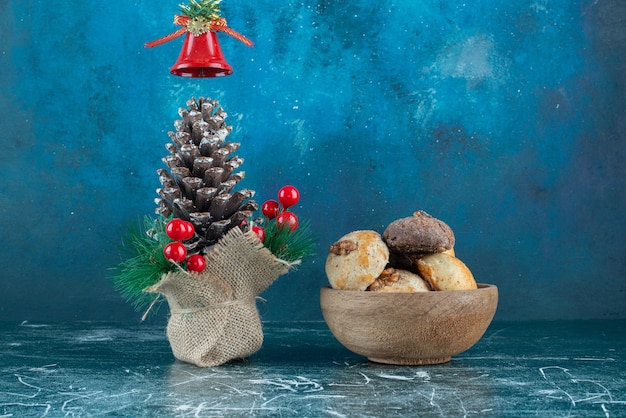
[179,0,221,20]
[113,216,176,313]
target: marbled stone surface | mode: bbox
[1,321,625,417]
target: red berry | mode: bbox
[186,254,206,273]
[262,200,280,219]
[166,219,195,241]
[278,185,300,209]
[163,242,187,262]
[181,221,195,240]
[276,211,299,232]
[252,226,266,243]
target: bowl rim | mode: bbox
[321,283,497,293]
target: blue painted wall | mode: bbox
[1,0,624,322]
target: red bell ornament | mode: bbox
[145,15,253,79]
[170,31,233,78]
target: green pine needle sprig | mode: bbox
[112,216,176,313]
[262,218,315,263]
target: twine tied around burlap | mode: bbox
[145,227,294,367]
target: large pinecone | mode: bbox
[155,97,258,250]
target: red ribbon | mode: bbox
[145,15,253,48]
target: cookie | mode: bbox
[325,230,389,290]
[368,269,431,293]
[415,252,477,291]
[383,210,455,255]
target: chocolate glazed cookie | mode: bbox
[382,210,455,254]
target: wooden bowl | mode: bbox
[320,284,498,365]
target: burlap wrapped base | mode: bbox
[146,228,291,367]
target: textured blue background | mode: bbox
[1,0,624,322]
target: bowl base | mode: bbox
[368,356,452,366]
